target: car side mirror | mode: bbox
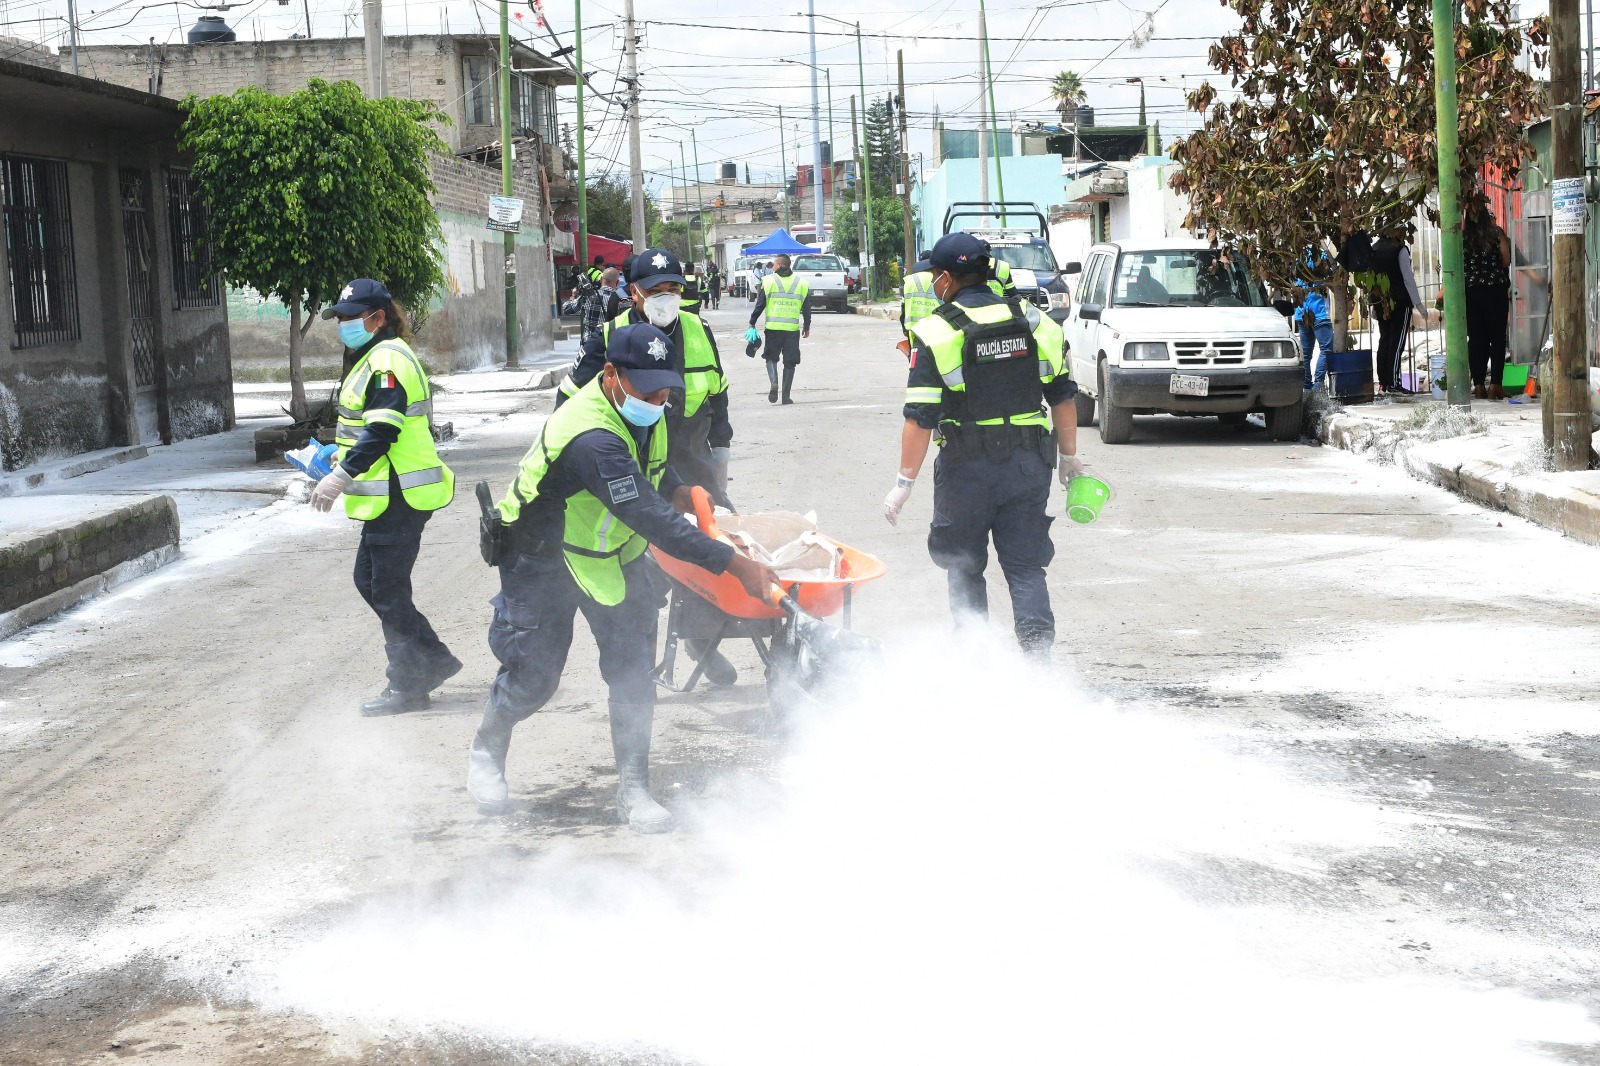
[1064,261,1083,274]
[1078,304,1102,320]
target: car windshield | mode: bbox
[794,255,843,272]
[988,243,1059,274]
[1111,250,1268,307]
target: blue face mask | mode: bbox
[618,391,666,427]
[339,317,374,349]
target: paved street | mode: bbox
[7,307,1600,1063]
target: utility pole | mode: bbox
[779,104,792,231]
[978,0,1006,211]
[808,0,824,246]
[854,20,873,296]
[827,70,836,237]
[574,0,590,294]
[623,0,647,247]
[499,0,517,363]
[897,50,913,269]
[1551,0,1593,468]
[363,0,385,96]
[691,127,707,265]
[679,140,693,262]
[1432,0,1467,408]
[65,0,79,75]
[976,6,989,214]
[851,94,867,284]
[303,0,313,37]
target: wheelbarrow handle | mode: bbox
[689,484,723,539]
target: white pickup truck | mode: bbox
[791,253,850,314]
[1065,238,1304,443]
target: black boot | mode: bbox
[609,702,674,833]
[766,360,779,404]
[361,687,429,716]
[467,698,517,812]
[423,651,463,692]
[685,638,737,686]
[781,365,796,405]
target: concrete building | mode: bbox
[0,59,234,472]
[75,31,577,369]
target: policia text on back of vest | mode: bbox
[334,339,455,518]
[907,298,1068,461]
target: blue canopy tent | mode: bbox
[743,228,813,256]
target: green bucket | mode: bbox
[1065,475,1112,524]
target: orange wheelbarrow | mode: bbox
[651,487,886,705]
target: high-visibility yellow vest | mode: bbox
[681,271,702,313]
[334,338,454,520]
[761,272,809,331]
[495,376,669,606]
[902,270,940,330]
[602,310,725,418]
[987,258,1017,298]
[906,299,1066,431]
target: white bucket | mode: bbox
[1430,352,1447,399]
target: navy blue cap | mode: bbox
[929,233,990,273]
[629,248,687,291]
[321,278,393,319]
[605,323,684,393]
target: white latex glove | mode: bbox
[1058,454,1085,488]
[883,475,915,526]
[311,466,354,512]
[711,446,731,490]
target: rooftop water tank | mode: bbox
[187,15,236,44]
[1074,104,1094,128]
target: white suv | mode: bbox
[1066,238,1303,444]
[792,253,850,313]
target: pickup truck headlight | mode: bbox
[1048,291,1071,311]
[1123,342,1168,361]
[1252,340,1298,361]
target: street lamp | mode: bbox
[810,13,872,295]
[778,57,835,250]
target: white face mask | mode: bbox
[641,291,680,327]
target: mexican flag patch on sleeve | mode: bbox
[376,372,396,389]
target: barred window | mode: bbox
[1,154,80,348]
[165,168,219,309]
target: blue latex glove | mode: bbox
[744,327,761,344]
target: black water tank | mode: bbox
[720,162,737,182]
[1074,104,1094,127]
[187,15,236,43]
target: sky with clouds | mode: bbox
[3,0,1560,197]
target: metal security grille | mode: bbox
[119,170,158,388]
[165,168,219,310]
[1,154,80,348]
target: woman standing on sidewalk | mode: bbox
[309,278,461,716]
[1464,206,1513,400]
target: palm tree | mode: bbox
[1051,70,1086,124]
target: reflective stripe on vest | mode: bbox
[333,338,455,520]
[762,273,808,331]
[495,376,669,606]
[907,300,1067,430]
[902,271,940,329]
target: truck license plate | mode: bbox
[1170,373,1209,397]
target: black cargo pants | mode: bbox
[354,495,453,692]
[926,440,1057,655]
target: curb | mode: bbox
[0,544,180,641]
[1320,411,1600,546]
[0,445,148,498]
[854,304,899,323]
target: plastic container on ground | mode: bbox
[1327,349,1374,405]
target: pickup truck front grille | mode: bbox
[1173,340,1248,366]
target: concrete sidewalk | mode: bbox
[1318,393,1600,546]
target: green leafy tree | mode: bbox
[830,195,908,297]
[1169,0,1545,341]
[649,219,692,263]
[179,79,447,420]
[586,172,659,238]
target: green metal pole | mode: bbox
[978,0,1006,210]
[827,69,835,243]
[780,104,791,231]
[856,21,873,296]
[692,127,707,263]
[500,0,518,364]
[1432,0,1469,409]
[574,0,589,284]
[680,139,692,261]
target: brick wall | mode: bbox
[0,495,179,615]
